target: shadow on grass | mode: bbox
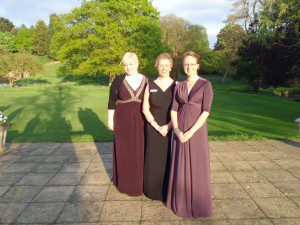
[60,74,109,86]
[7,85,74,142]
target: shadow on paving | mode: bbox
[0,140,299,224]
[0,87,112,223]
[78,107,113,180]
[1,87,299,225]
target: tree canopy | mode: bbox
[227,0,300,89]
[51,0,164,78]
[0,17,14,32]
[0,46,43,87]
[32,20,48,56]
[159,14,210,78]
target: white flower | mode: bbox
[0,111,8,125]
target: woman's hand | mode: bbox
[108,120,114,131]
[183,130,194,141]
[159,125,169,137]
[177,132,188,143]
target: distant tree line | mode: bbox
[0,0,298,90]
[212,0,299,90]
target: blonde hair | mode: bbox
[155,53,173,68]
[122,52,139,65]
[182,51,201,65]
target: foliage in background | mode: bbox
[214,23,245,82]
[227,0,299,89]
[0,32,17,52]
[0,17,14,32]
[31,20,48,56]
[46,14,59,59]
[159,14,210,79]
[13,25,35,53]
[0,46,43,87]
[51,0,164,80]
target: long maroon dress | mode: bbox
[113,76,147,196]
[166,78,214,217]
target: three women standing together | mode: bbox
[108,51,214,218]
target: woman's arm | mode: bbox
[183,111,209,139]
[142,84,161,131]
[171,110,187,143]
[184,81,213,140]
[108,109,115,131]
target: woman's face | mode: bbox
[123,58,138,76]
[183,56,199,77]
[157,59,172,78]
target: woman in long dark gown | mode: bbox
[166,51,214,217]
[108,52,148,196]
[143,53,175,201]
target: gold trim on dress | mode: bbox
[117,76,147,104]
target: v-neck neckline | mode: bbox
[153,80,174,93]
[186,78,204,96]
[124,76,144,93]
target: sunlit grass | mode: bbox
[0,59,299,142]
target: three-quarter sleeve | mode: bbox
[171,84,179,112]
[108,77,119,110]
[202,81,214,113]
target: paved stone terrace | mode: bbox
[0,140,299,225]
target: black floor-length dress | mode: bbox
[144,80,176,201]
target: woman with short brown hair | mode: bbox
[143,53,175,201]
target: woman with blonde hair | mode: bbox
[143,53,175,201]
[108,52,148,196]
[166,51,214,217]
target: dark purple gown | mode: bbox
[113,76,147,196]
[166,78,214,217]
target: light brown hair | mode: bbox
[182,51,201,65]
[155,53,173,69]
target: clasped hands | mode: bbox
[157,125,169,137]
[175,129,194,143]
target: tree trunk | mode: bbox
[170,56,181,81]
[109,72,115,85]
[9,80,14,88]
[222,63,230,84]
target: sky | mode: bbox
[0,0,232,49]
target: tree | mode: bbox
[185,25,210,54]
[32,20,48,55]
[14,25,35,52]
[0,46,43,87]
[233,0,300,89]
[0,32,17,52]
[46,14,59,57]
[159,14,210,79]
[0,17,14,32]
[51,0,163,80]
[258,0,300,46]
[215,23,245,83]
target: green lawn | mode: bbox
[0,58,299,142]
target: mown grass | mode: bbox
[0,58,299,142]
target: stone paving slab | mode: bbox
[0,140,299,224]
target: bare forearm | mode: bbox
[143,108,160,130]
[189,111,209,134]
[107,110,115,130]
[170,110,178,129]
[108,110,115,122]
